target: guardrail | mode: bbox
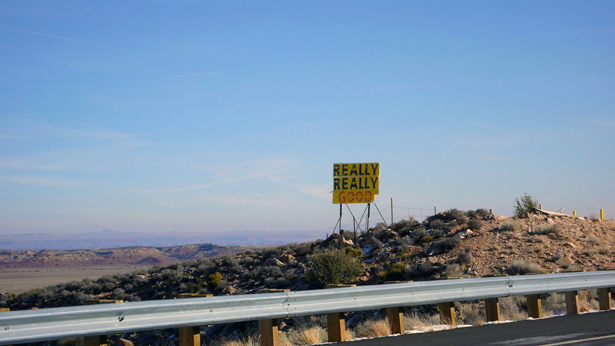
[1,271,614,346]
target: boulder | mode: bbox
[279,254,295,263]
[263,258,284,267]
[556,256,575,268]
[453,229,473,240]
[118,339,134,346]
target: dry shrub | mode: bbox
[278,332,292,346]
[287,326,327,345]
[459,304,485,326]
[355,319,390,338]
[543,293,566,316]
[533,224,561,235]
[499,221,521,232]
[598,246,611,255]
[510,260,543,275]
[499,296,527,321]
[220,335,259,346]
[404,312,440,331]
[443,263,464,278]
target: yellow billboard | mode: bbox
[333,162,379,204]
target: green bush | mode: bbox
[467,219,482,231]
[207,272,222,290]
[386,262,407,280]
[305,249,363,289]
[421,236,434,243]
[345,247,362,257]
[514,194,539,218]
[431,238,461,254]
[467,208,490,219]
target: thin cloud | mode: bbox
[140,158,301,193]
[2,121,151,144]
[4,27,83,42]
[469,121,497,130]
[161,71,222,81]
[0,175,87,187]
[278,115,317,128]
[0,134,34,139]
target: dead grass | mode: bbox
[354,319,390,338]
[404,312,440,331]
[510,260,543,275]
[499,296,527,321]
[219,335,259,346]
[459,304,486,326]
[287,326,327,345]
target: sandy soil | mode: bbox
[0,265,152,293]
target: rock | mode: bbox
[118,338,134,346]
[427,256,439,264]
[556,256,575,268]
[262,258,284,266]
[279,254,295,263]
[453,229,473,240]
[338,237,354,248]
[378,230,399,241]
[564,242,577,249]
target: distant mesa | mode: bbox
[138,257,164,265]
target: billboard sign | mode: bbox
[333,162,379,204]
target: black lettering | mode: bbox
[341,177,348,190]
[334,164,340,177]
[371,177,378,188]
[334,178,340,190]
[349,177,358,189]
[371,163,379,176]
[342,164,348,176]
[349,164,358,176]
[358,164,365,175]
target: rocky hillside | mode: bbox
[0,244,265,268]
[2,208,614,345]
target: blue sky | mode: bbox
[1,1,614,236]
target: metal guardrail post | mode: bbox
[527,294,542,318]
[257,289,289,346]
[177,293,212,346]
[598,288,612,311]
[484,298,500,322]
[325,284,355,342]
[83,300,123,346]
[565,291,580,316]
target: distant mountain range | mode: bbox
[0,229,324,250]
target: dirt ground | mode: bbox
[0,265,152,294]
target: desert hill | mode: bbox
[0,243,265,269]
[1,207,614,346]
